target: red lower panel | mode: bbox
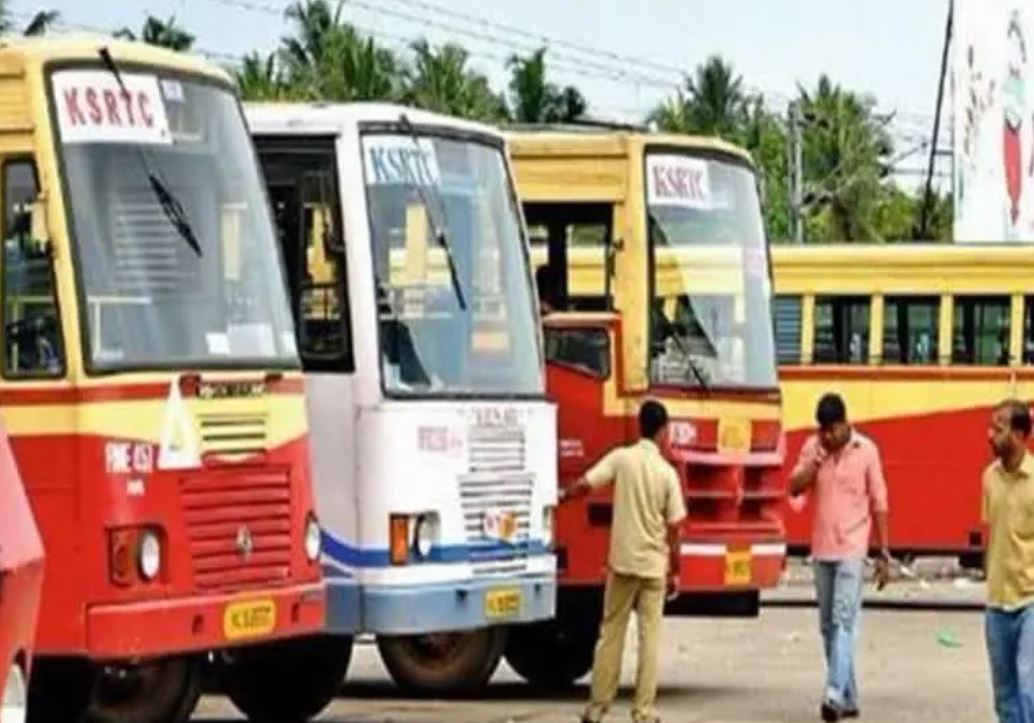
[781,405,997,554]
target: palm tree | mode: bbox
[507,48,587,123]
[116,15,195,51]
[796,75,893,241]
[280,0,399,102]
[0,1,60,36]
[405,40,507,121]
[234,52,292,101]
[650,56,745,138]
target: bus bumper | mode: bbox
[327,572,555,635]
[679,541,786,591]
[85,582,325,660]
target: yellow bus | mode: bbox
[771,243,1034,564]
[506,127,786,687]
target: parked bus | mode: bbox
[771,243,1034,565]
[507,128,787,686]
[0,38,342,723]
[0,422,43,723]
[245,103,557,694]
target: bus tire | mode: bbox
[219,635,353,722]
[27,658,95,723]
[504,620,595,688]
[85,656,201,723]
[376,628,507,696]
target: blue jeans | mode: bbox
[986,604,1034,723]
[814,559,864,709]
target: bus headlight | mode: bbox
[1,661,27,723]
[413,515,435,560]
[543,506,555,548]
[304,514,322,562]
[138,529,161,581]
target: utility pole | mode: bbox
[788,102,804,243]
[918,0,953,240]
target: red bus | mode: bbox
[3,39,340,723]
[0,420,43,723]
[506,129,786,685]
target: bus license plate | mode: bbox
[724,549,752,586]
[485,588,521,620]
[223,599,277,640]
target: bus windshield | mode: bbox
[646,150,777,390]
[362,130,543,396]
[51,69,298,371]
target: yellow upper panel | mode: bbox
[772,243,1034,295]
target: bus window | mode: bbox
[544,326,610,378]
[2,160,63,377]
[773,295,802,364]
[883,296,939,365]
[524,202,612,312]
[1024,297,1034,364]
[256,138,353,372]
[953,296,1010,366]
[814,296,869,365]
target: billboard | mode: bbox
[954,0,1034,241]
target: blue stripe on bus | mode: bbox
[321,530,550,569]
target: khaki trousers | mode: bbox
[583,571,666,722]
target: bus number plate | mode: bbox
[223,599,277,640]
[485,588,521,620]
[724,549,752,586]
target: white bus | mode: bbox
[244,103,557,693]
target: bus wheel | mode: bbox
[504,620,595,688]
[27,658,95,723]
[218,635,353,722]
[377,628,506,696]
[86,657,201,723]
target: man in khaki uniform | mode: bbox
[983,399,1034,723]
[560,400,686,723]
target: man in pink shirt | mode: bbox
[790,393,891,722]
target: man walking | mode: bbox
[983,399,1034,723]
[789,393,890,722]
[560,400,686,723]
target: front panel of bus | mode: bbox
[253,117,557,636]
[16,63,322,659]
[642,146,786,594]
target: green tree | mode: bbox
[280,0,399,101]
[795,75,892,241]
[116,15,195,51]
[0,1,59,36]
[404,40,507,120]
[650,56,746,138]
[507,48,587,123]
[234,52,294,101]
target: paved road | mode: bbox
[195,606,995,723]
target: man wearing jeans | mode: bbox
[983,399,1034,723]
[790,393,890,722]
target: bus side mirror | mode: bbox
[29,195,51,257]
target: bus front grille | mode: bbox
[180,467,293,591]
[197,413,268,460]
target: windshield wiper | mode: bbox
[397,113,466,311]
[98,47,202,258]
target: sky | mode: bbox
[17,0,955,184]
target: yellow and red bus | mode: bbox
[0,38,340,723]
[771,243,1034,565]
[508,128,786,686]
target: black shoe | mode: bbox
[821,702,842,722]
[842,708,860,719]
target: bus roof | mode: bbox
[0,36,231,84]
[244,102,509,140]
[506,126,754,166]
